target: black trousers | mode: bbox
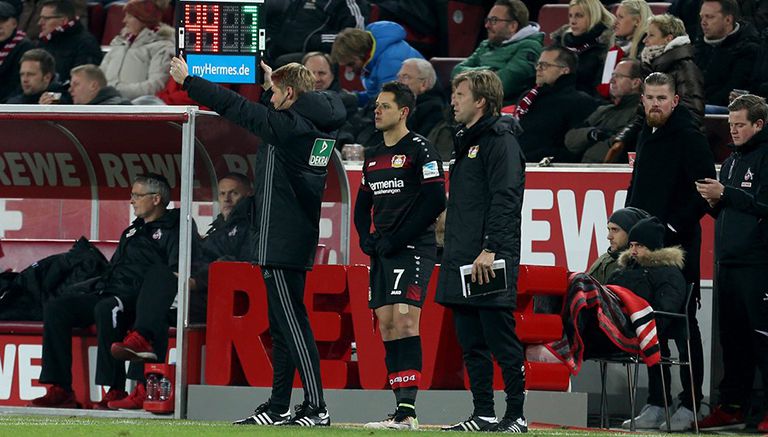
[716,264,768,408]
[264,267,324,409]
[452,306,525,419]
[40,291,136,388]
[665,226,704,410]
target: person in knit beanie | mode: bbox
[587,207,650,283]
[123,0,161,31]
[627,216,665,251]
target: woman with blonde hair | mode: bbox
[613,0,651,58]
[551,0,615,97]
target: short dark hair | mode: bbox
[39,0,76,19]
[644,71,676,95]
[704,0,740,19]
[20,48,55,77]
[219,172,253,191]
[380,81,415,113]
[495,0,529,28]
[542,46,578,72]
[728,94,768,124]
[134,173,171,206]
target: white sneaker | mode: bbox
[621,404,665,429]
[659,406,695,431]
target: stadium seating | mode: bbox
[102,2,127,46]
[429,57,465,92]
[87,2,106,44]
[538,4,569,45]
[446,1,486,57]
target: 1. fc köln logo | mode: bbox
[391,155,406,168]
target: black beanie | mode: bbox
[609,207,650,233]
[628,217,665,251]
[0,0,21,20]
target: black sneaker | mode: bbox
[494,416,528,433]
[284,402,331,427]
[233,400,291,425]
[442,415,498,431]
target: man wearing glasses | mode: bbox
[396,58,446,139]
[452,0,543,102]
[35,0,101,82]
[30,174,181,408]
[513,45,598,163]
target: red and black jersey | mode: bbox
[360,133,444,245]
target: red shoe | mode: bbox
[92,388,128,410]
[699,405,745,430]
[28,385,80,408]
[111,331,157,362]
[757,412,768,433]
[107,383,146,410]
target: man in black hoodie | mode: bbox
[170,56,346,427]
[436,70,527,433]
[627,71,716,431]
[6,47,67,103]
[697,94,768,432]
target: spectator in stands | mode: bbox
[612,0,651,59]
[265,0,365,67]
[696,94,768,432]
[668,0,702,42]
[0,0,33,103]
[29,174,180,409]
[514,46,599,163]
[606,217,688,431]
[108,173,253,410]
[565,59,644,162]
[99,0,173,100]
[587,207,649,283]
[397,58,445,138]
[739,0,768,30]
[6,47,67,103]
[607,14,705,162]
[745,33,768,99]
[68,63,130,104]
[331,21,423,107]
[625,72,715,431]
[17,0,85,41]
[303,51,337,92]
[36,0,102,82]
[451,0,543,102]
[694,0,760,112]
[550,0,615,97]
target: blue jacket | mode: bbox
[357,21,423,106]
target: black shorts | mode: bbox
[369,245,437,309]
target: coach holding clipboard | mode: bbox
[435,70,528,433]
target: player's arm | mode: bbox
[354,175,378,256]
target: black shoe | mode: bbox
[442,415,498,431]
[284,402,331,427]
[494,416,528,433]
[233,400,291,425]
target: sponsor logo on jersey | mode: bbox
[152,229,162,240]
[468,145,479,159]
[309,138,335,167]
[391,154,406,168]
[422,160,440,179]
[369,178,405,194]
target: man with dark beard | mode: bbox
[625,71,716,431]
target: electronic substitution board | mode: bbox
[176,0,264,84]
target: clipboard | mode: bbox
[459,259,508,298]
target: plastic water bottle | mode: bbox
[145,374,159,401]
[158,376,172,401]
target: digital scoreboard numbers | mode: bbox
[177,0,264,84]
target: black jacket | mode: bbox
[407,86,446,139]
[607,246,687,337]
[89,86,131,105]
[37,21,102,82]
[0,30,34,103]
[517,73,599,163]
[626,105,716,235]
[185,77,347,270]
[694,22,761,106]
[97,209,181,299]
[711,127,768,264]
[436,115,525,308]
[5,80,70,104]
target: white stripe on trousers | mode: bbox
[274,269,320,406]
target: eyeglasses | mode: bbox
[397,73,425,82]
[485,16,514,25]
[130,192,158,200]
[611,72,633,79]
[39,15,64,20]
[535,61,567,70]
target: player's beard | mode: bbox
[646,109,670,128]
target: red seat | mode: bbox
[705,114,732,163]
[315,243,329,265]
[429,56,465,92]
[648,2,671,14]
[87,3,106,44]
[446,1,486,57]
[538,4,569,45]
[338,65,364,92]
[101,2,126,46]
[236,84,263,102]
